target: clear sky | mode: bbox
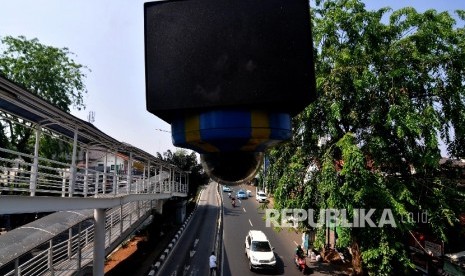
[0,1,463,157]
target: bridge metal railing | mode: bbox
[0,74,189,275]
[2,200,155,276]
[0,147,187,198]
[0,143,187,276]
[0,145,187,275]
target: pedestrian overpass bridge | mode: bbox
[0,76,188,275]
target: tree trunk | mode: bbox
[351,239,363,275]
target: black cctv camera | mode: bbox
[201,152,264,185]
[144,0,316,184]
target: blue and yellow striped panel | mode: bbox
[171,110,292,153]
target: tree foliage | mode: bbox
[268,1,465,274]
[0,36,88,111]
[0,35,89,156]
[158,149,209,197]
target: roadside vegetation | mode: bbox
[265,1,465,275]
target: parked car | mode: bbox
[246,190,253,197]
[245,230,276,271]
[256,191,268,203]
[222,185,232,192]
[237,190,247,199]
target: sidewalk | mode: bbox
[306,256,352,275]
[308,262,351,275]
[104,227,178,276]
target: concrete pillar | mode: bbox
[155,199,164,214]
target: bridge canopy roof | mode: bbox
[0,75,179,169]
[0,210,93,267]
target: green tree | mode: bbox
[0,36,88,111]
[0,35,89,156]
[269,1,465,274]
[159,149,209,197]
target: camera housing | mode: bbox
[171,110,291,184]
[201,152,264,185]
[144,0,316,184]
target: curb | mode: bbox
[212,182,223,276]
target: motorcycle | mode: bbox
[294,254,306,274]
[231,198,236,207]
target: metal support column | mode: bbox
[29,125,42,196]
[169,168,172,193]
[93,208,105,276]
[62,171,67,197]
[159,164,163,193]
[77,222,82,271]
[95,172,100,196]
[127,152,133,194]
[186,172,189,194]
[68,127,78,197]
[146,161,150,192]
[120,205,123,235]
[48,240,54,276]
[147,160,151,192]
[142,165,146,193]
[113,151,118,194]
[68,228,72,259]
[103,151,108,194]
[84,148,89,197]
[29,125,41,196]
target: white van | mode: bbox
[244,230,276,271]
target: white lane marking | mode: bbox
[249,219,253,227]
[293,240,298,246]
[193,238,199,248]
[243,207,246,212]
[190,250,196,257]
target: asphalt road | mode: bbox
[156,182,347,276]
[157,182,220,276]
[221,184,306,276]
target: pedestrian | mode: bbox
[209,251,217,274]
[302,232,309,255]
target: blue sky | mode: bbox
[0,1,463,156]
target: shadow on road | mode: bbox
[223,205,243,216]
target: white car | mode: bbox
[245,230,276,271]
[256,191,268,203]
